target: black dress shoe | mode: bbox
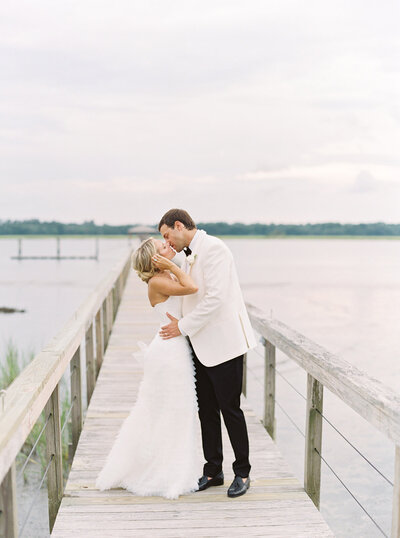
[197,471,224,491]
[227,475,250,498]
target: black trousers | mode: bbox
[188,339,251,478]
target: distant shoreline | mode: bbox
[1,234,400,240]
[2,220,400,238]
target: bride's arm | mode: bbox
[150,255,198,296]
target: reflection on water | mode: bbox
[1,237,399,537]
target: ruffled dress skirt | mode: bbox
[95,331,201,499]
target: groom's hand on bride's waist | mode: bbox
[160,313,181,339]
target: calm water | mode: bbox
[232,238,400,538]
[1,236,399,537]
[0,237,132,360]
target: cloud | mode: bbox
[0,0,399,223]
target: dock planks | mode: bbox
[51,272,333,537]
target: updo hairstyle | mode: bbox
[131,237,159,284]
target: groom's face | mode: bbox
[160,223,186,252]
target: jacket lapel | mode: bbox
[191,229,207,256]
[182,229,207,275]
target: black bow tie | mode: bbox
[183,246,192,257]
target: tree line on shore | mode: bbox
[1,219,399,236]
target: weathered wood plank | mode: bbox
[70,348,83,458]
[52,514,330,530]
[107,292,113,342]
[304,374,323,509]
[86,323,96,404]
[263,338,276,440]
[0,462,18,538]
[45,384,64,532]
[51,521,333,537]
[95,310,103,377]
[102,298,109,352]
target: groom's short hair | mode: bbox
[158,209,196,231]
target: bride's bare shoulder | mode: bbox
[148,271,175,290]
[148,273,169,305]
[149,271,174,283]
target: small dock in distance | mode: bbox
[50,272,333,537]
[11,237,99,260]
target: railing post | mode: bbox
[107,292,113,337]
[391,445,400,537]
[102,298,109,352]
[0,462,18,538]
[242,353,247,397]
[304,373,323,509]
[112,285,118,321]
[44,384,63,532]
[118,274,123,306]
[123,262,127,283]
[70,348,83,458]
[123,260,129,285]
[263,338,276,440]
[85,323,96,404]
[95,309,103,377]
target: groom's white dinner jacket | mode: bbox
[178,230,257,367]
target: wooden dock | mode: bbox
[51,272,333,537]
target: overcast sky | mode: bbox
[0,1,399,224]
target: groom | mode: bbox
[158,208,257,498]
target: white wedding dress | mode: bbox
[95,295,201,499]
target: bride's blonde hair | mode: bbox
[131,237,159,284]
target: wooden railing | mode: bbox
[245,303,400,538]
[0,250,132,537]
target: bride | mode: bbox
[95,237,201,499]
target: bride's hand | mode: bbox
[152,254,173,271]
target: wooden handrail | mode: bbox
[247,302,400,445]
[0,249,132,485]
[246,302,400,536]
